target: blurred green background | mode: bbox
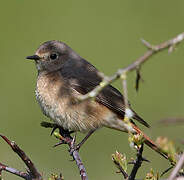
[0,1,184,179]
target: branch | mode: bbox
[41,122,88,180]
[128,144,145,180]
[158,117,184,126]
[168,153,184,180]
[0,162,28,179]
[0,134,42,180]
[77,32,184,136]
[54,132,88,180]
[78,32,184,103]
[112,151,129,179]
[112,144,148,180]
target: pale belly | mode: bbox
[35,87,106,133]
[35,72,127,133]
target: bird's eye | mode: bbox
[50,53,58,60]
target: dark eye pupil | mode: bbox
[50,54,57,60]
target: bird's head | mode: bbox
[26,40,80,72]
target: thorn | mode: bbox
[116,170,121,173]
[72,132,77,146]
[168,45,175,53]
[142,157,150,163]
[141,39,153,49]
[128,160,136,165]
[141,38,158,51]
[53,141,65,148]
[160,166,173,177]
[69,157,75,162]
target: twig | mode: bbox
[128,144,144,180]
[41,122,88,179]
[112,151,129,179]
[76,32,184,136]
[115,161,129,179]
[168,153,184,180]
[0,134,42,180]
[78,32,184,102]
[0,162,29,179]
[160,166,173,177]
[112,145,147,180]
[54,132,88,180]
[158,118,184,126]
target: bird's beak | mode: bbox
[26,55,40,60]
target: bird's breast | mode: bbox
[35,71,117,133]
[36,72,68,126]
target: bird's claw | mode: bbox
[50,125,59,136]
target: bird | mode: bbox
[26,40,168,159]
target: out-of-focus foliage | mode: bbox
[48,174,64,180]
[156,137,177,164]
[145,168,159,180]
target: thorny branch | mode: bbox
[112,144,147,180]
[53,131,88,180]
[0,162,28,179]
[112,151,129,179]
[41,121,88,180]
[159,117,184,126]
[168,153,184,180]
[78,32,184,121]
[128,144,145,180]
[0,132,85,180]
[0,134,42,180]
[113,145,184,180]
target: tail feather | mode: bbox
[132,124,168,160]
[132,110,150,128]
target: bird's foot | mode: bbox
[52,125,74,138]
[41,121,96,152]
[69,129,96,152]
[76,129,96,151]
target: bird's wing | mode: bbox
[60,58,150,128]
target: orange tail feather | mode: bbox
[132,124,168,160]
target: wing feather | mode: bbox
[60,58,150,128]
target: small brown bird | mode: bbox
[27,40,167,159]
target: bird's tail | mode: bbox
[132,124,169,160]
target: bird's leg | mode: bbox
[49,123,95,151]
[48,123,73,138]
[76,129,96,151]
[53,126,74,147]
[58,126,73,139]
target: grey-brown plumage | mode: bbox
[27,40,170,160]
[27,40,149,133]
